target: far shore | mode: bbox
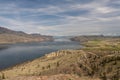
[0,44,10,50]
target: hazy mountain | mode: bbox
[0,27,27,35]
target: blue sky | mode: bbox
[0,0,120,36]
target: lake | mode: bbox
[0,37,81,70]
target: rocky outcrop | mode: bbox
[45,50,84,58]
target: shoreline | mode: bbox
[0,40,81,71]
[0,47,119,79]
[0,37,119,80]
[0,45,9,50]
[0,39,54,45]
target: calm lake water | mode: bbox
[0,37,81,70]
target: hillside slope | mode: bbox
[0,49,119,80]
[0,37,120,80]
[0,27,53,44]
[4,74,100,80]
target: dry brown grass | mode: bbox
[0,39,120,80]
[4,74,100,80]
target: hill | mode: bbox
[0,26,53,44]
[70,35,120,42]
[0,37,119,80]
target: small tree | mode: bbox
[42,66,45,70]
[47,64,51,69]
[56,61,60,67]
[1,73,5,79]
[100,72,107,80]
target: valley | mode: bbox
[0,36,119,80]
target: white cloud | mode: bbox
[95,7,114,13]
[0,0,120,36]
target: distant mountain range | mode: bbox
[0,26,53,44]
[70,35,120,42]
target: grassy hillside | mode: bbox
[0,38,120,80]
[4,74,100,80]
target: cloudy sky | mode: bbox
[0,0,120,36]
